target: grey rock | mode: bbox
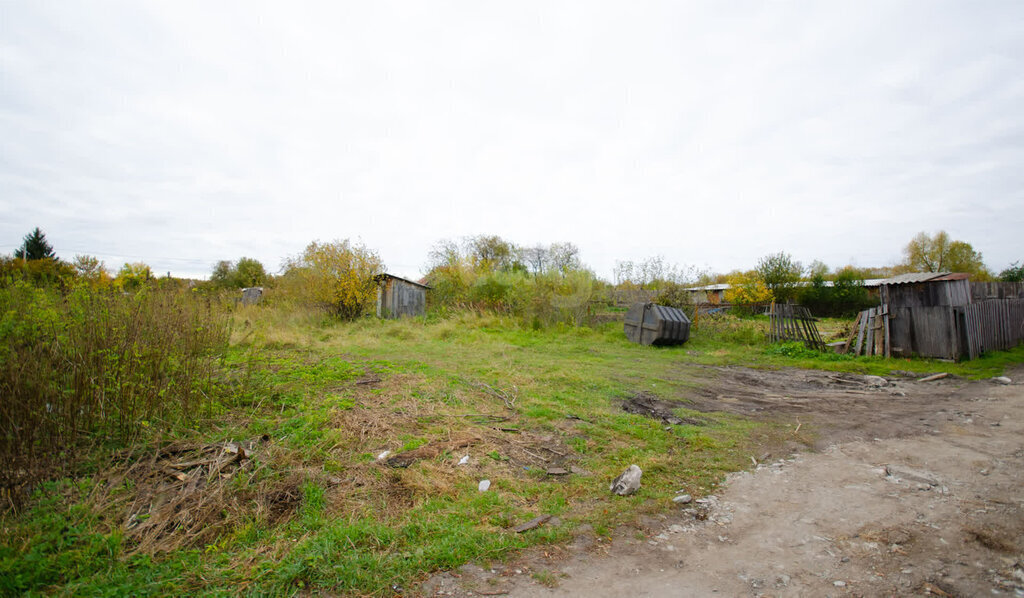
[610,464,643,496]
[992,376,1012,385]
[673,494,693,504]
[864,375,888,387]
[885,464,939,486]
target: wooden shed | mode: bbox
[864,272,1024,360]
[879,272,971,308]
[375,274,428,318]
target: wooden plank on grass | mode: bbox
[844,312,862,355]
[854,309,868,356]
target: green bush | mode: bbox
[797,269,876,317]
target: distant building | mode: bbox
[681,279,887,304]
[375,274,429,318]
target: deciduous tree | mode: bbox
[755,252,802,302]
[902,231,990,277]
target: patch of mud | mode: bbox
[621,391,707,426]
[682,366,979,446]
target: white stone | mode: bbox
[609,464,643,496]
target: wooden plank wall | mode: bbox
[970,282,1024,301]
[960,299,1024,360]
[380,279,426,318]
[851,305,892,357]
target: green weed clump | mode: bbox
[765,341,848,361]
[0,283,230,496]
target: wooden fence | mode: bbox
[960,299,1024,360]
[850,299,1024,360]
[768,303,825,351]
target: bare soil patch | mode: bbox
[419,366,1024,597]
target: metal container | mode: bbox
[624,302,691,346]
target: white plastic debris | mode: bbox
[478,479,491,492]
[457,455,470,466]
[377,450,391,461]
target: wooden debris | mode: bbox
[463,378,519,410]
[546,467,569,476]
[917,373,949,383]
[385,436,482,468]
[768,303,826,351]
[161,467,188,482]
[512,514,552,533]
[922,582,953,597]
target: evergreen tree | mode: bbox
[14,227,56,261]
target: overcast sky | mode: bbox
[2,1,1022,280]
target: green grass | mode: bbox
[2,309,1021,596]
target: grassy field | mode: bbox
[3,308,1022,596]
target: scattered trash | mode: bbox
[478,479,491,492]
[457,455,470,466]
[512,514,552,533]
[377,450,391,461]
[610,464,642,496]
[917,373,949,383]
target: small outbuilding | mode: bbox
[375,274,429,318]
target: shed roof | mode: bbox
[879,272,970,285]
[374,273,431,289]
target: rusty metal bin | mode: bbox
[624,302,691,346]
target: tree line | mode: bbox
[4,227,1022,321]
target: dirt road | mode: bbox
[421,367,1024,597]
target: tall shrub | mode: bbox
[280,240,384,319]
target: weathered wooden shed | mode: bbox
[879,272,971,308]
[868,272,1024,360]
[375,274,428,318]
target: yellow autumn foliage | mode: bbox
[281,240,384,319]
[723,271,774,304]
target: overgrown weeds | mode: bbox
[0,283,230,506]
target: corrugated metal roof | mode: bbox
[876,274,970,286]
[879,272,950,285]
[375,273,431,289]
